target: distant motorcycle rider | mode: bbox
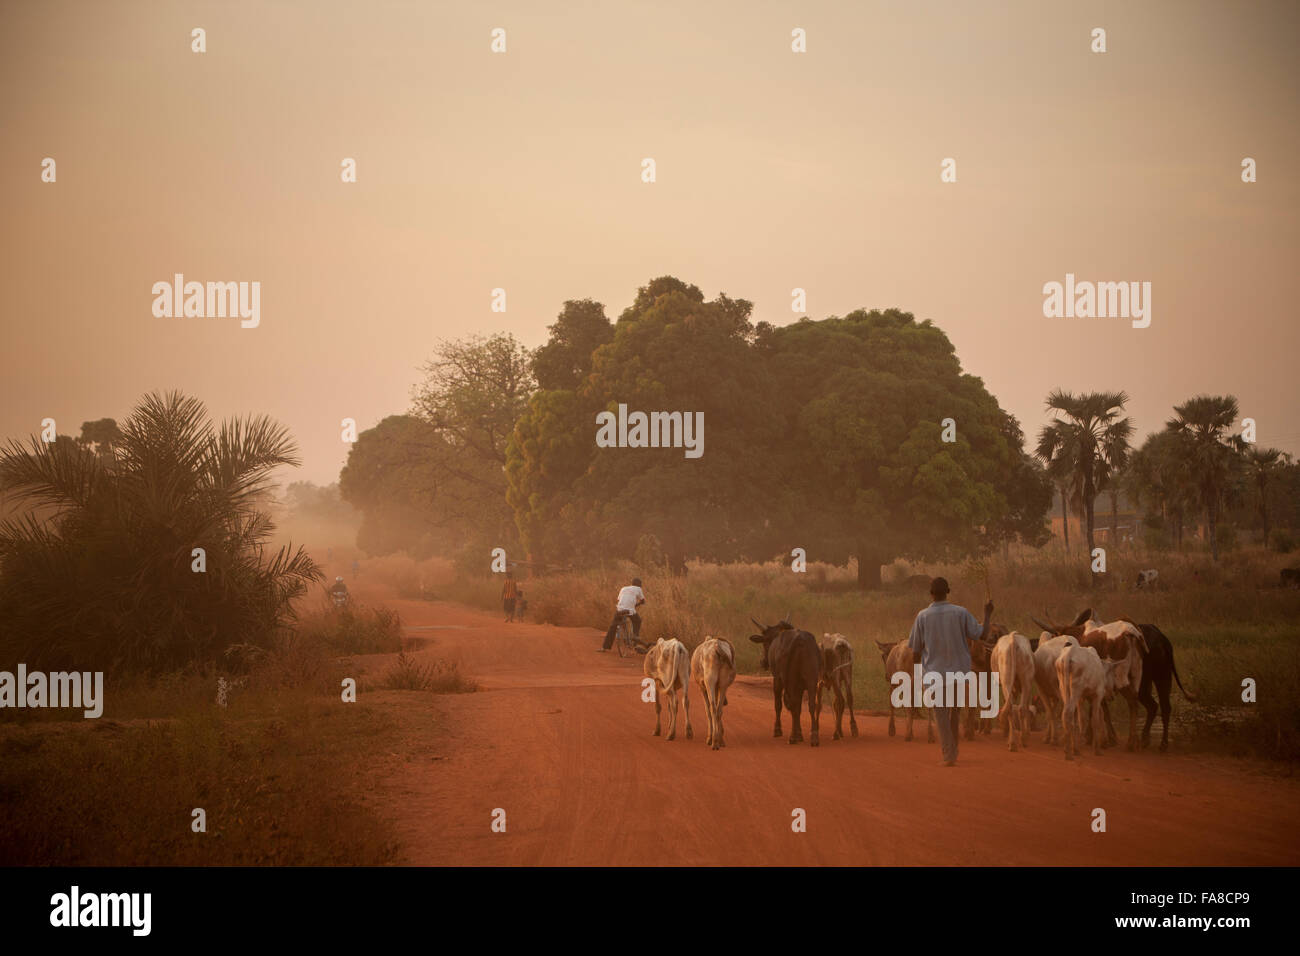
[329,575,350,605]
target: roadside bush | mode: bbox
[377,653,476,693]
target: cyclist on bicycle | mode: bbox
[329,575,350,606]
[599,577,646,652]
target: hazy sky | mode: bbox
[2,0,1297,486]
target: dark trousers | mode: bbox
[602,611,642,649]
[934,706,962,763]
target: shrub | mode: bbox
[0,392,320,673]
[295,600,402,656]
[377,653,476,693]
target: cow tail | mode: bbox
[1149,623,1194,701]
[1170,651,1194,701]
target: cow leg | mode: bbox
[1063,694,1076,760]
[832,686,844,740]
[809,688,820,747]
[772,681,784,738]
[925,708,936,743]
[904,705,914,742]
[683,678,693,740]
[653,688,662,736]
[1138,673,1157,751]
[1100,699,1117,747]
[705,682,717,749]
[846,680,858,737]
[887,697,897,737]
[664,687,676,740]
[789,693,803,744]
[1019,686,1032,748]
[1156,673,1172,752]
[698,681,712,748]
[1091,697,1106,756]
[715,684,726,750]
[707,681,717,749]
[1124,689,1140,752]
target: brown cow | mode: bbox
[963,637,995,740]
[819,633,859,740]
[874,639,935,743]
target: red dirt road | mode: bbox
[360,595,1300,866]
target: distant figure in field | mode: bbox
[351,558,360,579]
[502,571,520,622]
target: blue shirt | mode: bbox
[907,601,982,676]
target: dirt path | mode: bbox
[352,586,1300,866]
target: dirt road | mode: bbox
[356,592,1300,866]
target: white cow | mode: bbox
[1078,620,1148,751]
[990,631,1036,751]
[691,636,735,750]
[1135,568,1159,589]
[1055,643,1123,759]
[644,638,692,741]
[1032,631,1078,745]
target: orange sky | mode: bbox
[2,0,1297,485]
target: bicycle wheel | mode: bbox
[616,621,632,657]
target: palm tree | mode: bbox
[1245,446,1288,548]
[1098,428,1130,550]
[1037,421,1075,552]
[1166,395,1244,562]
[0,391,321,672]
[1035,391,1133,582]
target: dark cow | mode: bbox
[749,616,823,746]
[964,637,996,740]
[1119,618,1194,752]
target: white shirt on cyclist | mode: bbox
[616,585,644,613]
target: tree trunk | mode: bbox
[1084,472,1097,586]
[1208,499,1219,562]
[1110,491,1120,552]
[856,546,883,590]
[1060,485,1070,553]
[1260,479,1272,549]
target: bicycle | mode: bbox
[614,613,640,657]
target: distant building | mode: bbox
[1049,491,1144,545]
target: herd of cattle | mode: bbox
[640,607,1193,760]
